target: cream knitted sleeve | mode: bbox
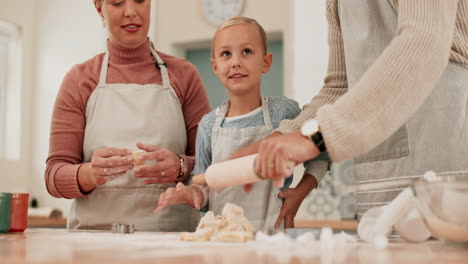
[282,0,460,162]
[319,0,459,162]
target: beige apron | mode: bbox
[209,97,283,230]
[338,0,468,218]
[68,44,200,231]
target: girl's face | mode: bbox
[98,0,150,49]
[211,24,272,97]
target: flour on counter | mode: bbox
[34,226,359,261]
[248,228,358,262]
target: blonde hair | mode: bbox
[211,16,268,59]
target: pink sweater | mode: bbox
[45,38,211,199]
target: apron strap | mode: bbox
[98,52,110,87]
[213,101,230,129]
[150,43,170,89]
[213,97,273,129]
[260,96,273,129]
[98,42,171,89]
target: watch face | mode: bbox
[301,119,319,137]
[202,0,245,26]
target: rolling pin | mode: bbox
[191,154,294,189]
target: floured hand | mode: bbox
[154,183,204,214]
[133,142,181,184]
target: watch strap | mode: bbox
[311,131,326,152]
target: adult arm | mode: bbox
[314,0,458,161]
[255,0,459,179]
[45,67,90,199]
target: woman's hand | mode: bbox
[133,142,181,184]
[255,131,320,180]
[78,147,134,192]
[154,183,204,214]
[228,131,283,160]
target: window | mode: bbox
[0,20,21,160]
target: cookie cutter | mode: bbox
[112,223,135,234]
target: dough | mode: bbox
[180,203,255,242]
[215,231,253,242]
[132,150,146,166]
[180,228,214,242]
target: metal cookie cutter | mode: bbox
[112,223,135,234]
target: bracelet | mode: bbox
[176,154,187,179]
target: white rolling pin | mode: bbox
[191,154,294,189]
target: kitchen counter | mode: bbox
[25,217,358,230]
[1,228,467,264]
[27,216,66,228]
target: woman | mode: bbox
[45,0,210,231]
[239,0,468,218]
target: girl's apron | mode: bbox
[68,44,200,231]
[338,0,468,218]
[209,97,283,230]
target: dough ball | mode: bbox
[132,150,146,166]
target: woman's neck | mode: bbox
[107,37,151,64]
[226,91,262,117]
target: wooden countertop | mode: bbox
[1,228,467,264]
[27,216,357,230]
[27,216,67,228]
[294,219,357,230]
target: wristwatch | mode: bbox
[300,119,326,152]
[176,154,187,179]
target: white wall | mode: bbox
[0,0,36,194]
[291,0,328,106]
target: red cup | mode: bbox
[8,193,29,232]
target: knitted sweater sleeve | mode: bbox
[45,66,89,199]
[279,0,459,162]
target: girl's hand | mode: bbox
[275,173,317,228]
[154,183,204,214]
[275,188,308,228]
[133,142,181,184]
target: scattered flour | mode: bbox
[250,228,357,262]
[34,226,359,261]
[373,235,389,249]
